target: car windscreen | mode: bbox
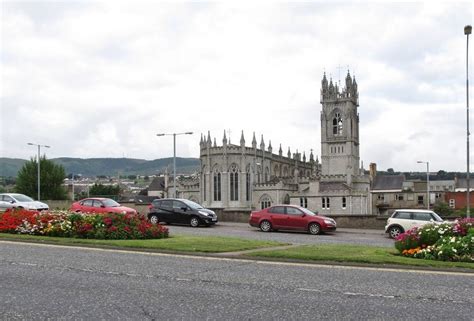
[181,199,204,209]
[301,208,318,216]
[431,212,443,222]
[102,199,120,207]
[13,194,34,202]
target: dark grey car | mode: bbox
[148,198,218,227]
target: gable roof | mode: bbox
[372,175,405,191]
[320,181,351,192]
[148,177,166,191]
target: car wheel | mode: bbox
[308,223,321,235]
[259,220,272,232]
[388,226,403,239]
[190,216,200,227]
[149,215,159,225]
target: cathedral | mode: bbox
[179,71,371,215]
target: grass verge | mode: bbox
[0,233,286,253]
[247,244,474,270]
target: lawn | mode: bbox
[0,233,286,253]
[247,244,474,270]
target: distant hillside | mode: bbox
[0,157,200,177]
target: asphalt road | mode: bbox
[1,241,473,320]
[166,222,394,247]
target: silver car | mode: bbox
[0,193,49,211]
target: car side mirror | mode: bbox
[181,207,187,211]
[301,213,306,217]
[10,201,15,204]
[101,205,105,208]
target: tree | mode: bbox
[89,183,120,197]
[15,156,68,200]
[387,168,395,174]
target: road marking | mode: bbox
[1,240,473,277]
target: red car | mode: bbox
[249,205,336,235]
[70,198,137,215]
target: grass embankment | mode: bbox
[0,233,286,253]
[247,244,474,270]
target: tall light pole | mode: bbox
[156,132,193,198]
[417,161,430,210]
[465,25,472,218]
[27,143,50,201]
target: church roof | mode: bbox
[372,175,405,191]
[320,182,351,192]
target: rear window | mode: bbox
[393,211,411,219]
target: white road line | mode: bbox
[1,240,473,277]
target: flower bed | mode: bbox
[394,218,474,262]
[0,208,168,240]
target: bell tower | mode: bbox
[320,71,360,177]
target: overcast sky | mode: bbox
[1,1,473,172]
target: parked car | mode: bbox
[148,198,218,227]
[385,209,444,239]
[249,205,336,235]
[70,198,137,215]
[0,193,49,211]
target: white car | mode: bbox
[385,209,443,239]
[0,193,49,211]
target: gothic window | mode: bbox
[333,112,343,135]
[246,165,251,202]
[260,194,272,209]
[322,197,330,209]
[342,197,346,209]
[213,168,221,201]
[274,165,279,177]
[283,194,290,204]
[283,166,288,177]
[230,164,239,201]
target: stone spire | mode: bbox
[303,152,306,162]
[207,131,212,147]
[309,150,314,162]
[279,144,283,156]
[260,135,265,150]
[223,130,227,145]
[252,132,257,149]
[240,130,245,147]
[213,137,217,148]
[287,147,291,158]
[268,140,272,154]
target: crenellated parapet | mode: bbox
[320,71,358,105]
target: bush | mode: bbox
[395,218,474,262]
[0,208,168,240]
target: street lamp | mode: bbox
[465,24,472,218]
[156,132,193,198]
[27,142,50,201]
[417,161,430,210]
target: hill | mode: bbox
[0,157,200,177]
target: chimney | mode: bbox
[369,163,377,181]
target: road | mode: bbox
[1,241,472,320]
[166,222,394,247]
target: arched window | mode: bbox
[213,167,221,201]
[246,164,251,202]
[265,167,270,182]
[274,165,279,177]
[230,164,239,201]
[260,194,272,209]
[283,166,288,177]
[283,194,290,204]
[333,112,343,135]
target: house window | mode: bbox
[417,195,424,205]
[213,172,221,201]
[333,113,343,135]
[435,193,442,200]
[449,199,455,208]
[342,197,346,209]
[377,194,385,201]
[230,165,239,201]
[395,194,404,201]
[322,197,330,209]
[300,197,308,208]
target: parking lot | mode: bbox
[165,222,394,248]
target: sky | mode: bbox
[1,1,473,172]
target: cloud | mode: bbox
[1,1,472,172]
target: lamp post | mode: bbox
[27,143,50,201]
[465,25,472,218]
[417,161,430,210]
[156,132,193,198]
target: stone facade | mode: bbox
[178,71,371,215]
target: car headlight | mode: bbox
[324,219,335,225]
[121,210,127,214]
[198,210,210,216]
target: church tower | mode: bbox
[320,71,360,177]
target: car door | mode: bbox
[92,200,106,214]
[0,195,14,209]
[285,206,307,230]
[267,206,287,229]
[393,211,413,231]
[80,199,95,213]
[413,212,433,227]
[172,200,188,224]
[159,200,174,223]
